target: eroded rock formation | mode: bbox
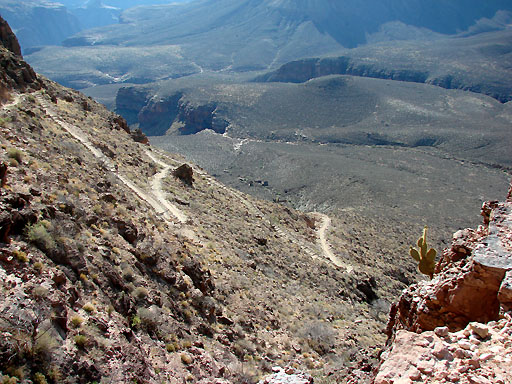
[375,180,512,383]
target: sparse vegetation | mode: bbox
[74,335,88,349]
[26,222,55,252]
[82,303,95,313]
[70,316,84,328]
[13,250,28,263]
[409,226,437,279]
[6,148,23,163]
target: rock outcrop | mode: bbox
[0,16,21,57]
[387,181,512,335]
[375,180,512,383]
[0,16,41,95]
[375,318,512,384]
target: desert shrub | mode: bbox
[33,332,58,359]
[32,286,49,299]
[131,315,141,328]
[13,251,28,263]
[6,148,23,163]
[26,223,55,252]
[33,372,48,384]
[82,303,95,313]
[180,352,193,365]
[233,339,256,359]
[133,287,148,300]
[1,375,18,384]
[70,316,83,328]
[33,262,44,273]
[74,335,87,349]
[299,321,336,355]
[122,268,134,282]
[136,307,159,334]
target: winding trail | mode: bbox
[145,150,188,224]
[314,213,354,273]
[35,93,186,225]
[35,91,351,270]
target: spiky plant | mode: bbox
[410,226,437,279]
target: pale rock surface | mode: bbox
[258,367,313,384]
[374,316,512,384]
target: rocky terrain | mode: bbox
[371,181,512,384]
[0,17,417,383]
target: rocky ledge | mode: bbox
[374,180,512,384]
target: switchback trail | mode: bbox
[314,213,354,273]
[36,93,187,226]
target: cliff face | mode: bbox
[0,15,41,98]
[116,88,229,137]
[373,181,512,383]
[0,15,21,57]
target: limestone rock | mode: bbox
[498,271,512,311]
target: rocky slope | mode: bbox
[372,181,512,384]
[0,18,409,384]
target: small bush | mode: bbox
[13,250,28,263]
[131,315,141,328]
[26,223,55,252]
[74,335,87,349]
[70,316,84,328]
[1,375,18,384]
[299,321,336,355]
[180,352,193,365]
[32,285,49,299]
[33,373,48,384]
[33,262,44,273]
[6,148,23,163]
[82,303,95,313]
[33,332,58,358]
[133,287,148,300]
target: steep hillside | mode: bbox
[0,17,423,384]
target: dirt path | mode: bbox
[1,94,21,110]
[315,213,354,273]
[145,150,188,224]
[36,93,187,225]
